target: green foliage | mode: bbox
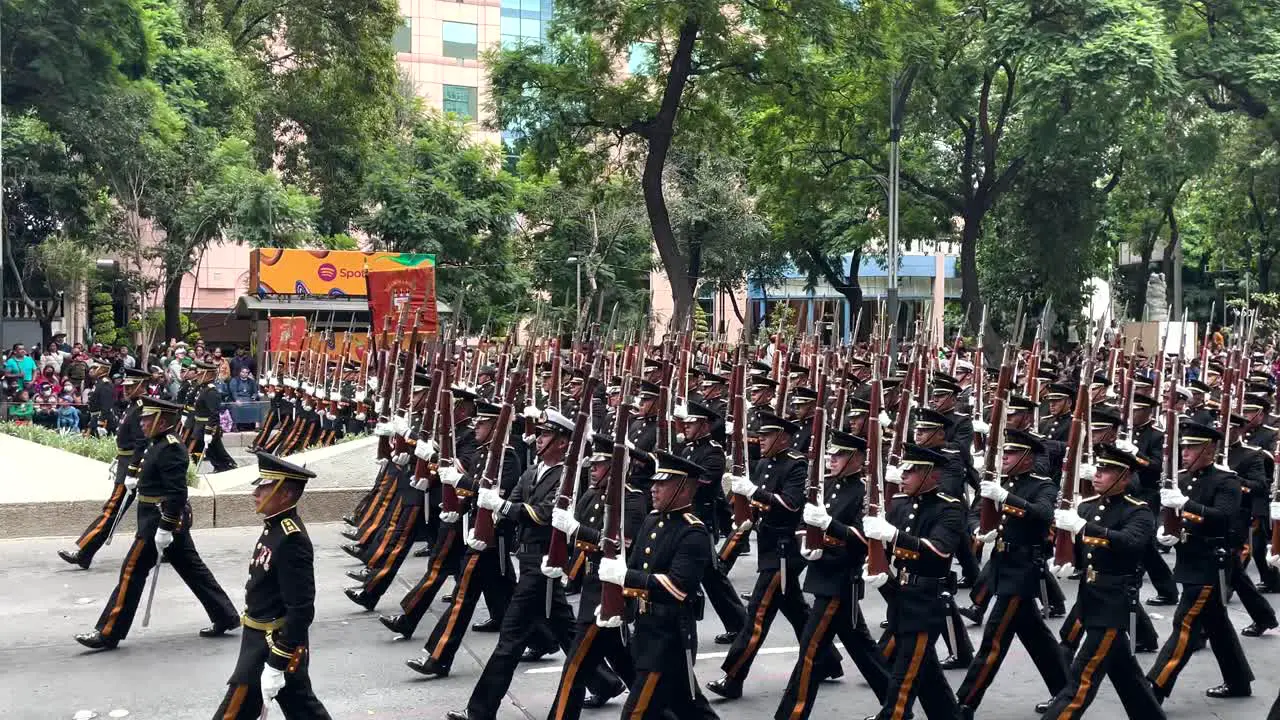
[90,291,120,346]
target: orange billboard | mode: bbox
[250,249,437,297]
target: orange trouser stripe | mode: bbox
[368,507,420,588]
[1154,585,1212,688]
[553,624,600,720]
[1056,629,1115,720]
[628,672,661,720]
[407,527,456,610]
[964,595,1022,704]
[366,498,404,567]
[726,573,781,678]
[433,553,481,661]
[102,538,145,636]
[221,684,248,720]
[79,484,126,548]
[890,632,928,720]
[789,598,840,720]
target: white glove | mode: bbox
[597,556,627,585]
[595,604,623,628]
[803,503,832,530]
[367,376,379,392]
[439,511,460,524]
[971,453,985,470]
[541,555,564,579]
[438,463,463,487]
[1115,438,1138,455]
[725,420,735,433]
[1156,528,1179,547]
[863,515,898,542]
[413,438,437,460]
[392,414,411,437]
[124,476,139,492]
[373,421,392,437]
[154,529,174,553]
[1054,508,1087,536]
[260,666,286,701]
[325,412,336,421]
[1270,501,1280,522]
[353,391,368,403]
[376,457,389,470]
[522,433,536,445]
[1049,561,1075,579]
[975,529,997,544]
[878,411,892,428]
[522,405,542,420]
[729,475,757,497]
[551,507,580,535]
[1079,463,1097,481]
[408,476,426,491]
[1160,488,1188,510]
[355,411,367,421]
[477,487,504,511]
[863,570,889,590]
[392,451,411,467]
[885,464,904,484]
[972,419,990,435]
[1268,552,1280,570]
[979,480,1008,503]
[465,528,487,551]
[801,547,823,561]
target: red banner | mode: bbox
[268,317,308,352]
[365,266,438,342]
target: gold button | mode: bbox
[643,562,649,569]
[1093,516,1101,521]
[589,517,597,522]
[650,533,657,539]
[908,513,915,519]
[645,547,651,554]
[658,522,665,527]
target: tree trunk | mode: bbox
[163,273,183,342]
[1260,252,1273,295]
[960,208,984,334]
[641,17,699,325]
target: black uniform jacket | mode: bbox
[681,435,726,532]
[803,471,869,597]
[886,489,965,633]
[135,433,189,533]
[1228,443,1270,529]
[748,448,807,572]
[243,507,316,674]
[503,460,565,573]
[623,506,711,670]
[1172,464,1241,585]
[1076,493,1154,629]
[115,400,148,480]
[989,471,1057,596]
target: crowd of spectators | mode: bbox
[2,334,266,433]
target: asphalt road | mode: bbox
[5,523,1279,720]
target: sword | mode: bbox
[546,576,553,619]
[103,487,134,547]
[780,557,787,594]
[498,536,506,577]
[141,561,162,627]
[942,591,959,655]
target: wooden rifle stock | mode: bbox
[729,348,752,528]
[1053,353,1093,568]
[599,393,634,621]
[804,365,828,553]
[439,357,460,514]
[1162,355,1183,536]
[474,351,515,545]
[545,355,603,570]
[979,349,1014,534]
[865,372,889,576]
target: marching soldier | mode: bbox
[1146,420,1255,702]
[596,450,721,720]
[1241,393,1280,592]
[1124,392,1181,608]
[75,397,239,650]
[956,428,1067,718]
[212,452,331,719]
[1037,444,1167,719]
[789,387,818,452]
[59,368,150,569]
[860,443,965,720]
[193,362,237,472]
[708,411,841,700]
[1224,413,1278,636]
[776,430,890,720]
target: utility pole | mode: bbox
[886,74,904,365]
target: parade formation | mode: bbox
[47,298,1280,720]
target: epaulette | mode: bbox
[787,450,806,460]
[708,440,723,449]
[1123,496,1147,507]
[937,492,961,503]
[165,434,179,444]
[940,448,959,454]
[683,512,704,526]
[1030,474,1051,481]
[281,518,301,535]
[892,493,908,498]
[1264,425,1278,432]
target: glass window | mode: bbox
[442,85,478,120]
[520,18,541,37]
[627,42,653,75]
[442,21,478,60]
[521,0,541,12]
[392,17,412,54]
[501,16,520,36]
[501,0,520,9]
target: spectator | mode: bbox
[166,348,187,398]
[229,346,257,377]
[229,367,260,402]
[51,332,71,353]
[56,396,80,433]
[33,386,57,428]
[39,342,65,375]
[118,344,136,370]
[38,365,58,387]
[9,389,34,424]
[212,347,231,382]
[4,343,37,389]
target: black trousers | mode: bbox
[1143,540,1179,599]
[546,621,636,720]
[875,628,957,720]
[1231,551,1277,627]
[968,560,1066,613]
[774,589,889,720]
[94,513,237,643]
[1252,518,1280,588]
[720,566,841,687]
[955,534,980,582]
[622,669,719,720]
[397,522,463,632]
[1146,583,1254,698]
[715,525,751,574]
[1268,687,1280,720]
[1041,627,1166,720]
[702,557,747,635]
[465,570,619,720]
[877,594,973,664]
[203,426,237,472]
[74,476,134,565]
[956,594,1068,709]
[212,627,331,719]
[1059,600,1157,652]
[362,503,422,605]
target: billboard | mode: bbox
[366,264,439,340]
[250,249,437,297]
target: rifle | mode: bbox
[1199,301,1215,381]
[1053,343,1095,570]
[978,345,1015,534]
[865,359,890,576]
[438,353,460,515]
[598,375,634,625]
[803,356,828,554]
[545,352,605,572]
[377,306,410,460]
[1162,352,1184,537]
[728,345,752,529]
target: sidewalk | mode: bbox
[0,432,380,539]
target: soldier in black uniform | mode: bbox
[544,434,638,717]
[212,452,331,719]
[447,409,621,720]
[707,411,840,700]
[789,386,818,453]
[698,370,730,444]
[929,377,974,462]
[625,380,662,533]
[1224,413,1278,636]
[1241,393,1280,592]
[1039,383,1075,447]
[596,450,721,720]
[1122,392,1181,607]
[59,369,151,569]
[775,430,890,720]
[75,397,239,650]
[1146,421,1255,702]
[1186,380,1218,426]
[677,401,747,646]
[746,375,778,467]
[475,364,497,401]
[956,428,1067,718]
[1035,444,1167,719]
[88,370,117,437]
[195,362,237,472]
[861,443,965,720]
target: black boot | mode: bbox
[345,587,376,611]
[714,631,738,645]
[58,549,92,570]
[379,614,413,638]
[1205,683,1251,698]
[705,676,743,699]
[406,655,449,677]
[198,617,240,638]
[471,617,501,632]
[346,568,371,583]
[341,543,366,560]
[74,630,118,651]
